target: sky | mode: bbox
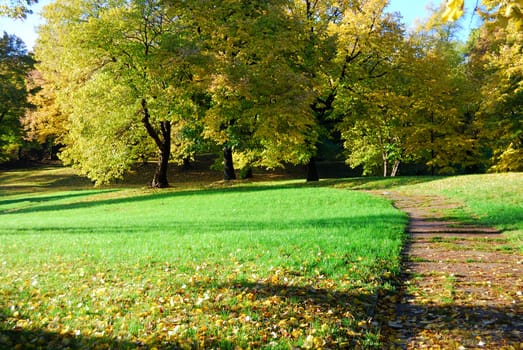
[0,0,479,52]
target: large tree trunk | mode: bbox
[151,121,171,188]
[306,156,319,182]
[141,99,171,188]
[223,146,236,180]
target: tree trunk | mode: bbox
[181,157,191,171]
[141,99,171,188]
[223,146,236,180]
[382,151,388,177]
[391,160,400,177]
[306,157,319,182]
[151,121,171,188]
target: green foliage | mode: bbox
[36,0,203,185]
[27,0,522,184]
[199,0,317,169]
[0,32,34,162]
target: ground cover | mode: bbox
[337,173,523,250]
[397,173,523,251]
[0,166,407,349]
[373,192,522,349]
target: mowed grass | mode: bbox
[0,167,406,349]
[401,173,523,250]
[339,172,523,250]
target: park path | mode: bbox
[372,191,523,349]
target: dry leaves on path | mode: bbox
[374,192,523,350]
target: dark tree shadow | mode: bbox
[0,277,381,349]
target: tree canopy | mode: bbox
[0,0,520,183]
[0,32,33,161]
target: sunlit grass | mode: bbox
[338,172,523,251]
[400,173,523,250]
[0,170,407,349]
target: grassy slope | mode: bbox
[0,166,406,349]
[339,173,523,250]
[2,166,520,348]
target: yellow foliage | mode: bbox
[442,0,464,22]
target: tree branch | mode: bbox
[141,98,163,149]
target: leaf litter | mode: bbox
[374,192,523,349]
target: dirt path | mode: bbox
[374,191,523,349]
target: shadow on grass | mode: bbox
[331,176,444,191]
[0,181,336,216]
[0,328,149,350]
[1,176,447,217]
[0,278,379,349]
[0,190,116,208]
[476,206,523,233]
[0,214,406,237]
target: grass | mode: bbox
[0,166,407,349]
[398,173,523,250]
[337,172,523,250]
[1,165,521,348]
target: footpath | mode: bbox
[374,192,522,349]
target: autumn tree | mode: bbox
[0,0,37,18]
[467,7,523,171]
[281,0,410,180]
[0,32,34,161]
[21,70,66,159]
[190,0,316,180]
[443,0,523,29]
[36,0,204,187]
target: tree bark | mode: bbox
[151,121,171,188]
[181,157,191,171]
[141,99,171,188]
[223,146,236,180]
[382,151,388,177]
[391,160,400,177]
[306,156,319,182]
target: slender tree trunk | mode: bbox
[391,160,400,177]
[223,146,236,180]
[306,156,319,182]
[141,99,171,188]
[382,151,388,177]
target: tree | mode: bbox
[0,32,34,162]
[194,0,316,180]
[338,5,483,176]
[443,0,523,29]
[467,10,523,171]
[401,11,482,175]
[36,0,203,187]
[21,70,66,159]
[286,0,409,180]
[0,0,37,19]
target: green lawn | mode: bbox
[337,172,523,250]
[400,173,523,250]
[2,166,520,349]
[0,168,406,349]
